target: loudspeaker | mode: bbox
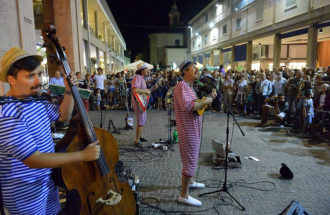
[279,200,310,215]
[280,163,294,179]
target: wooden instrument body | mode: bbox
[54,117,136,215]
[43,25,136,215]
[196,97,208,116]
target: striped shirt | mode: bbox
[174,81,202,177]
[0,98,61,215]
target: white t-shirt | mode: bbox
[319,94,326,108]
[94,75,106,90]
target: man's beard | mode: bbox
[30,84,41,96]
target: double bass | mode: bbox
[43,25,136,214]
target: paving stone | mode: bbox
[87,109,330,214]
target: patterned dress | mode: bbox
[0,99,61,215]
[131,74,147,126]
[174,81,202,177]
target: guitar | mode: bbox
[132,77,163,111]
[195,89,216,116]
[195,97,208,116]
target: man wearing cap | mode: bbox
[131,63,151,147]
[174,60,216,207]
[0,47,100,214]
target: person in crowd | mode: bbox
[273,72,287,96]
[219,64,225,76]
[255,73,273,114]
[296,81,313,125]
[303,91,314,134]
[82,73,93,90]
[144,70,153,88]
[212,70,221,112]
[307,68,315,80]
[76,72,84,88]
[49,70,65,86]
[161,81,169,110]
[95,88,102,110]
[0,47,100,215]
[154,82,163,110]
[314,84,330,133]
[174,60,216,207]
[90,70,96,80]
[75,72,89,111]
[118,72,127,107]
[246,83,254,115]
[107,75,117,105]
[126,71,133,109]
[131,63,151,147]
[169,71,178,87]
[321,67,330,82]
[286,71,303,118]
[235,73,248,114]
[222,72,234,113]
[260,94,288,126]
[93,67,107,97]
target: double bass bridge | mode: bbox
[96,190,122,206]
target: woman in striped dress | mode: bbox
[131,63,151,146]
[0,47,100,215]
[174,60,216,207]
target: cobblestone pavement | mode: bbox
[88,109,330,215]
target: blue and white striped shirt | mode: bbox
[0,99,61,215]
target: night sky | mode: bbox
[107,0,213,62]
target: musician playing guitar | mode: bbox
[131,63,151,147]
[173,60,216,207]
[0,47,100,215]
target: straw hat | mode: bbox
[0,47,43,82]
[136,63,148,71]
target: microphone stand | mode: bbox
[199,78,246,211]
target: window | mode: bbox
[256,2,263,22]
[175,39,180,46]
[205,13,208,22]
[286,0,297,9]
[216,4,223,16]
[236,18,241,29]
[223,24,227,34]
[204,34,208,44]
[232,0,255,13]
[193,40,196,49]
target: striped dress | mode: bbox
[131,74,147,126]
[0,99,61,215]
[174,81,202,177]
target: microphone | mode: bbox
[40,91,54,101]
[204,76,216,82]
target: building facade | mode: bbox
[0,0,126,95]
[149,0,188,69]
[189,0,330,71]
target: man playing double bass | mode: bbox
[0,47,100,215]
[174,60,216,207]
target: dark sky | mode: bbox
[107,0,213,61]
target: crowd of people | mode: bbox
[78,65,330,136]
[1,46,329,213]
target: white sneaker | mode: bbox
[189,182,205,189]
[177,195,202,207]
